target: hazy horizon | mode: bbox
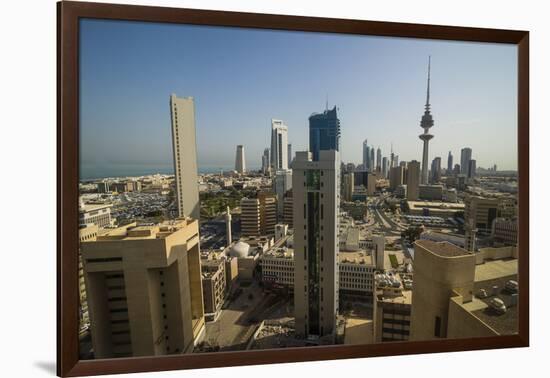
[79,19,518,180]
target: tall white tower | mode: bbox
[235,145,246,174]
[225,206,232,246]
[419,57,434,185]
[271,119,289,172]
[293,150,340,340]
[169,94,200,220]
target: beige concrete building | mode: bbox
[201,257,226,320]
[406,160,420,201]
[464,194,517,235]
[409,240,476,341]
[492,217,518,246]
[260,244,376,298]
[240,197,261,236]
[79,201,113,228]
[283,191,293,228]
[419,184,444,201]
[447,246,518,338]
[81,218,205,358]
[79,224,99,335]
[170,94,200,220]
[406,201,465,218]
[338,251,376,297]
[342,172,354,202]
[374,285,412,342]
[410,240,518,341]
[240,193,278,237]
[259,192,277,237]
[389,166,404,191]
[367,173,377,196]
[293,150,340,340]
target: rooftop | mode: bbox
[407,201,465,210]
[96,218,195,241]
[470,276,518,335]
[415,239,472,258]
[339,251,374,266]
[475,258,518,282]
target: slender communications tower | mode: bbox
[419,57,434,184]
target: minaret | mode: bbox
[225,206,232,246]
[419,57,434,185]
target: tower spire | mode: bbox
[426,56,431,108]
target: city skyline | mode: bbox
[80,19,518,179]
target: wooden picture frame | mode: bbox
[57,1,529,376]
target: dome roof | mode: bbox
[228,241,250,258]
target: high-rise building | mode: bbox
[447,151,453,173]
[376,147,382,171]
[370,147,375,172]
[389,166,404,191]
[283,190,293,228]
[235,145,246,174]
[293,150,340,340]
[288,143,293,165]
[418,57,435,185]
[81,219,205,358]
[170,94,200,219]
[78,224,99,337]
[309,106,340,161]
[367,173,377,196]
[453,164,461,175]
[261,148,270,175]
[274,170,292,216]
[382,157,389,178]
[240,193,278,237]
[240,198,261,237]
[342,171,354,202]
[460,147,472,176]
[362,140,369,170]
[271,119,289,171]
[406,160,421,201]
[431,157,442,183]
[468,159,477,178]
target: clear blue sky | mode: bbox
[79,19,517,179]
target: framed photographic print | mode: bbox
[57,1,529,376]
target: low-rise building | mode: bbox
[492,217,518,246]
[79,201,113,228]
[419,184,444,201]
[373,284,412,342]
[201,257,226,320]
[406,201,465,218]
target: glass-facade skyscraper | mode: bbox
[309,106,340,161]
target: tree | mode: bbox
[401,226,423,243]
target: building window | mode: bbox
[434,316,442,337]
